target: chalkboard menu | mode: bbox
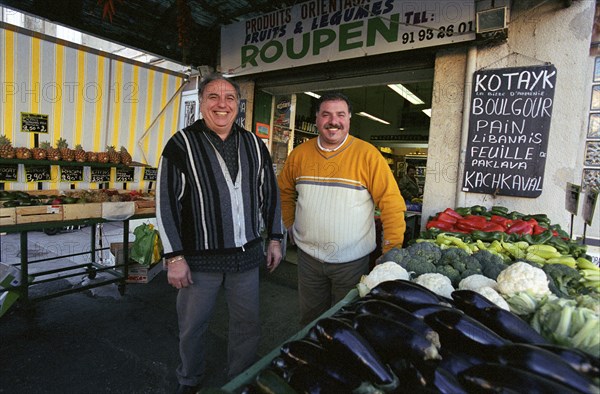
[90,168,111,183]
[21,112,49,133]
[25,165,51,182]
[60,166,84,182]
[0,164,18,182]
[462,65,557,197]
[143,167,157,181]
[115,167,135,183]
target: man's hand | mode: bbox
[287,226,295,246]
[266,240,282,273]
[167,257,193,289]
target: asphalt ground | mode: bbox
[0,223,301,394]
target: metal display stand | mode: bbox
[0,213,154,304]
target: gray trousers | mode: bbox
[175,268,260,386]
[297,248,370,326]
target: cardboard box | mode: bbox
[0,263,22,318]
[110,242,163,284]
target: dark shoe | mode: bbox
[175,383,198,394]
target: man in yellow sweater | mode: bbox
[278,92,407,325]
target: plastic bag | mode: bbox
[131,223,163,266]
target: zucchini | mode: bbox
[536,343,600,378]
[497,343,599,394]
[255,368,296,394]
[459,363,582,394]
[353,313,441,363]
[314,317,399,390]
[369,280,446,311]
[424,309,508,360]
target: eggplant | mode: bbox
[288,364,353,394]
[429,367,468,394]
[437,347,485,375]
[354,299,440,347]
[353,313,441,363]
[314,317,399,390]
[535,343,600,378]
[424,309,509,360]
[369,279,446,310]
[459,363,583,394]
[411,303,462,319]
[497,343,599,394]
[452,290,549,344]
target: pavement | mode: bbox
[0,222,302,394]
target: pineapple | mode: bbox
[86,150,98,163]
[41,141,61,161]
[31,145,47,160]
[97,151,109,164]
[120,146,132,165]
[74,144,87,163]
[0,135,15,159]
[106,145,121,164]
[15,147,32,160]
[56,138,74,161]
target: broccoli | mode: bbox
[437,248,471,271]
[377,247,410,265]
[436,265,461,287]
[461,268,482,279]
[404,256,437,276]
[542,263,582,298]
[472,249,508,280]
[406,242,443,264]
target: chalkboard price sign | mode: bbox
[462,65,557,198]
[25,165,51,182]
[90,168,111,183]
[115,167,135,183]
[21,112,49,133]
[0,164,18,182]
[60,166,84,182]
[143,167,157,181]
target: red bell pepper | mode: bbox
[426,220,454,231]
[506,220,533,235]
[437,212,458,224]
[490,215,513,228]
[455,215,488,231]
[481,222,506,232]
[532,224,548,236]
[443,208,463,220]
[526,218,538,227]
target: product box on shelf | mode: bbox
[134,200,156,215]
[0,207,16,226]
[109,242,163,284]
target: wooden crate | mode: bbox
[63,203,103,220]
[134,200,155,215]
[0,208,16,226]
[16,205,63,224]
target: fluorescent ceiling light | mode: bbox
[388,84,424,105]
[356,111,390,125]
[304,91,321,99]
[422,108,432,117]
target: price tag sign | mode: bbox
[90,168,111,183]
[565,183,581,216]
[21,112,49,133]
[25,165,51,182]
[0,164,18,182]
[582,189,598,226]
[143,167,157,181]
[115,167,135,183]
[60,166,84,182]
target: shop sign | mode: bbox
[221,0,476,76]
[462,65,557,198]
[143,167,157,181]
[115,167,135,183]
[60,166,84,182]
[25,165,51,182]
[0,164,18,182]
[21,112,49,133]
[90,168,111,183]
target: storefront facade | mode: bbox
[221,0,599,242]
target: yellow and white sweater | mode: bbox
[278,135,406,263]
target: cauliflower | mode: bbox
[496,261,551,298]
[459,274,497,291]
[475,286,510,311]
[357,261,410,297]
[413,273,454,299]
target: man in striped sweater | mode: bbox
[278,92,407,326]
[157,73,284,393]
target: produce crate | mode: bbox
[222,289,359,392]
[62,203,103,220]
[0,207,16,226]
[134,199,155,215]
[16,205,63,224]
[110,242,163,284]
